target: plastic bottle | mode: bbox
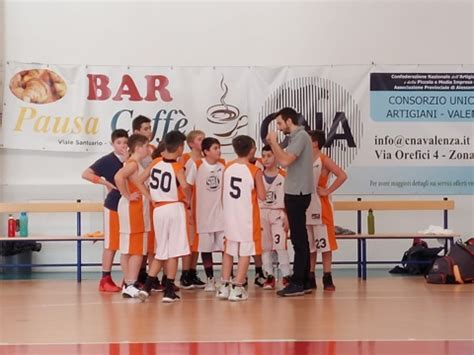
[8,215,16,237]
[367,209,375,235]
[19,212,29,237]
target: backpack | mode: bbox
[426,238,474,284]
[390,240,443,276]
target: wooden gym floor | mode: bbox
[0,271,472,355]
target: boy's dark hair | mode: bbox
[132,115,151,132]
[308,130,326,149]
[127,133,149,153]
[151,141,166,159]
[232,135,255,158]
[275,107,299,125]
[111,129,128,142]
[201,137,220,155]
[164,130,187,153]
[262,144,273,153]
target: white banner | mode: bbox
[1,62,473,195]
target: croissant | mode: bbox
[10,69,66,103]
[22,78,52,104]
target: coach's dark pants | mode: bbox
[284,193,311,287]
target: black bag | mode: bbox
[390,240,443,276]
[426,238,474,284]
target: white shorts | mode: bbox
[153,203,190,260]
[261,209,287,251]
[224,239,261,258]
[196,231,225,253]
[307,224,332,253]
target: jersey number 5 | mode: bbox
[150,169,172,192]
[229,176,242,199]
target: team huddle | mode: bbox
[82,111,347,303]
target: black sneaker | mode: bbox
[162,288,181,303]
[151,277,163,292]
[323,273,336,291]
[254,275,266,288]
[276,283,305,297]
[190,270,206,289]
[180,272,194,290]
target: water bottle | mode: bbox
[8,215,16,237]
[367,209,375,235]
[20,212,29,237]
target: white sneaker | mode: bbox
[122,284,148,301]
[216,283,230,299]
[228,285,248,302]
[205,277,216,292]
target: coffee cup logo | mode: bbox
[206,76,248,146]
[9,69,67,104]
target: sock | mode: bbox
[162,274,167,284]
[190,269,197,278]
[124,280,136,288]
[102,271,111,278]
[181,270,189,280]
[255,266,264,278]
[204,267,214,278]
[262,251,273,276]
[202,252,214,278]
[323,272,332,277]
[138,268,147,283]
[276,249,291,277]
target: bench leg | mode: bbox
[77,240,82,283]
[362,238,367,280]
[357,239,362,278]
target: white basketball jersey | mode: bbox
[182,153,198,186]
[223,162,261,243]
[259,169,286,210]
[195,159,225,233]
[306,157,323,225]
[149,158,185,203]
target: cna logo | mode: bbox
[258,77,363,170]
[9,69,67,104]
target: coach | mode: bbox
[266,107,314,297]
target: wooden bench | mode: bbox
[0,201,104,282]
[0,199,459,282]
[333,198,459,280]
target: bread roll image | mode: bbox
[9,69,67,104]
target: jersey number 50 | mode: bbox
[150,168,172,192]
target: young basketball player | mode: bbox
[141,131,192,303]
[193,137,226,292]
[114,134,151,300]
[81,129,128,292]
[132,115,157,284]
[179,130,206,289]
[259,145,292,290]
[217,135,266,301]
[306,130,347,291]
[250,156,267,288]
